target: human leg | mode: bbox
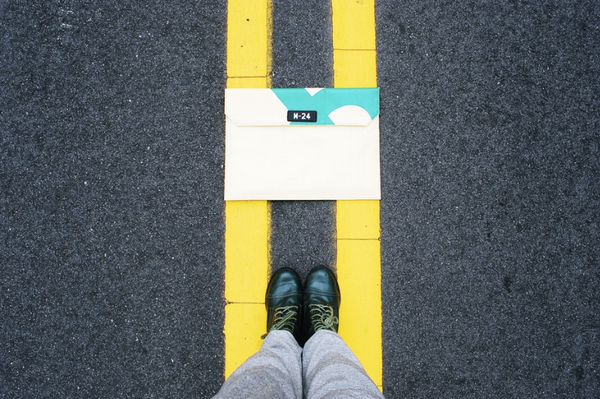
[212,330,302,399]
[301,267,384,398]
[213,268,304,399]
[302,330,384,399]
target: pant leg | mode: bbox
[212,330,303,399]
[302,330,384,399]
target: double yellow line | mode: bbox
[224,0,381,391]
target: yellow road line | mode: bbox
[224,0,382,389]
[332,0,383,391]
[224,0,272,379]
[226,0,272,81]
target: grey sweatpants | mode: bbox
[213,330,384,399]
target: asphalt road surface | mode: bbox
[1,0,599,397]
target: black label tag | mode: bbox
[287,110,317,122]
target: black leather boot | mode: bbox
[302,266,341,344]
[263,268,303,343]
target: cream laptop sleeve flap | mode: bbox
[224,88,380,200]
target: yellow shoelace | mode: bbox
[309,304,339,332]
[261,305,299,339]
